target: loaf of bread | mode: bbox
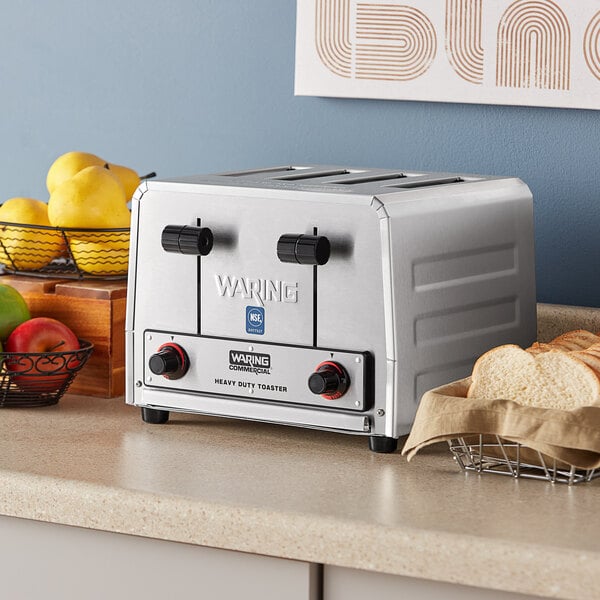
[467,330,600,410]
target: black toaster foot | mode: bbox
[369,436,398,453]
[141,407,170,424]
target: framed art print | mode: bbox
[295,0,600,109]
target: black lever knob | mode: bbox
[308,370,340,395]
[277,234,330,265]
[308,361,349,400]
[162,225,213,256]
[148,343,189,380]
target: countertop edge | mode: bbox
[1,469,598,600]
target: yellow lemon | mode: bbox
[46,151,105,195]
[106,163,141,200]
[0,198,64,270]
[70,235,129,275]
[48,165,131,232]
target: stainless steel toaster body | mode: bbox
[125,166,536,452]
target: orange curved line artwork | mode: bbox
[445,0,484,84]
[496,0,570,90]
[584,10,600,80]
[315,0,352,77]
[355,4,437,81]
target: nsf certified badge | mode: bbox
[246,306,265,335]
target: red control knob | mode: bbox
[308,361,350,400]
[149,343,189,380]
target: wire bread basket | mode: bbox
[448,435,599,485]
[0,340,93,407]
[0,222,129,279]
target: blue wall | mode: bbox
[2,1,599,306]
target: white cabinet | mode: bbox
[0,515,319,600]
[324,566,540,600]
[0,516,554,600]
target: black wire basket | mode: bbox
[0,222,130,280]
[0,340,94,407]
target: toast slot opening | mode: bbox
[274,169,352,181]
[332,173,406,185]
[218,166,303,177]
[391,177,465,189]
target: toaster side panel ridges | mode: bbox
[382,177,537,435]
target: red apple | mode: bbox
[5,317,80,393]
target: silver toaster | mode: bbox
[125,165,536,452]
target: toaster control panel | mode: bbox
[143,331,372,412]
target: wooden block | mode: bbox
[2,275,127,398]
[0,275,68,294]
[54,280,128,300]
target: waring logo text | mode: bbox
[216,275,298,307]
[229,350,271,375]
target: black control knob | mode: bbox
[162,225,213,256]
[308,370,340,395]
[148,343,189,380]
[308,361,349,400]
[277,234,330,265]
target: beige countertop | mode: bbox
[0,303,598,600]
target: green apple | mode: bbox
[0,284,30,341]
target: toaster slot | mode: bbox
[390,177,465,189]
[331,172,406,185]
[217,166,301,177]
[273,168,353,181]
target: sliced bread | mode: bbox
[582,342,600,359]
[548,329,600,350]
[467,344,600,410]
[570,350,600,380]
[526,342,554,355]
